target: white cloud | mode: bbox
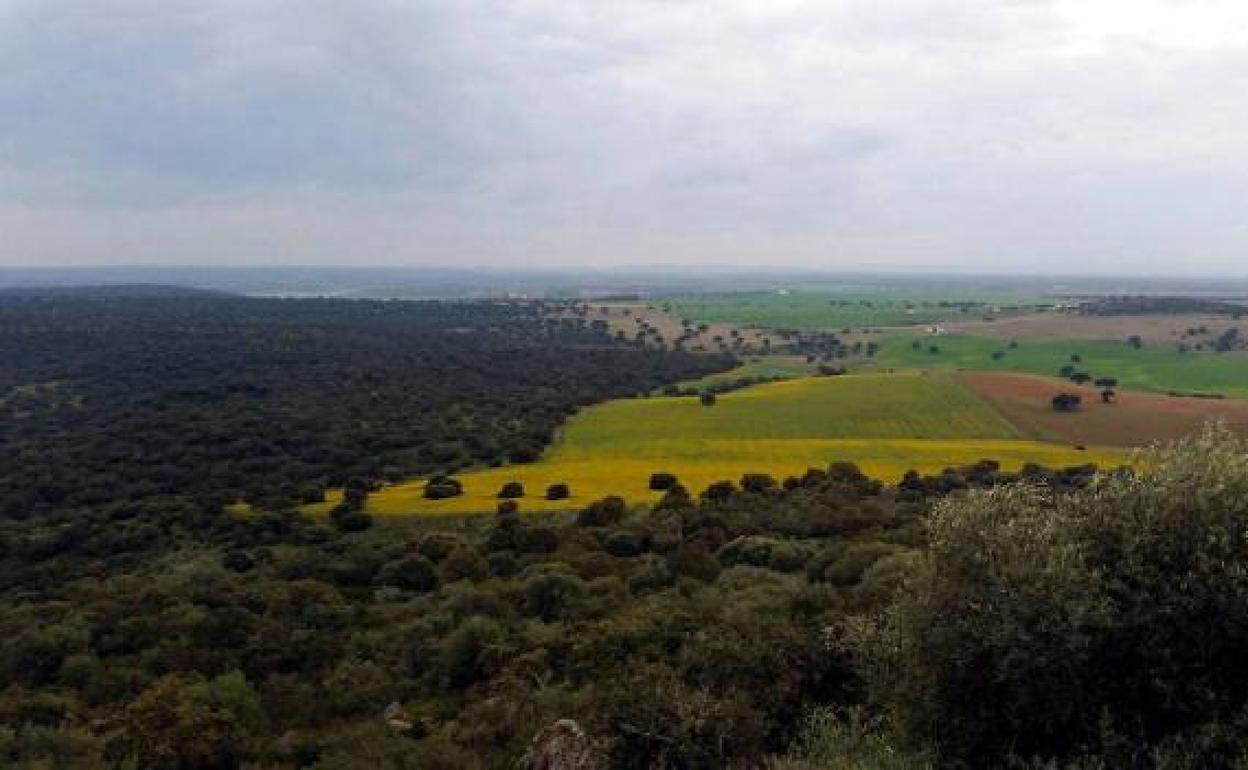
[1,0,1246,273]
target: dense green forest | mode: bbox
[0,291,730,521]
[3,292,1248,769]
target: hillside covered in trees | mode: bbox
[3,291,1248,769]
[0,290,730,526]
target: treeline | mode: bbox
[1080,295,1248,317]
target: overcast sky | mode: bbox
[2,0,1247,274]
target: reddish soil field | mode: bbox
[958,371,1248,447]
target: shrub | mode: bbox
[486,551,520,578]
[329,505,373,532]
[437,617,505,689]
[378,556,439,592]
[815,542,900,586]
[666,544,721,583]
[577,496,626,527]
[545,483,570,500]
[766,542,809,573]
[655,484,693,510]
[522,570,587,622]
[1051,393,1082,412]
[604,531,644,558]
[717,536,781,569]
[843,428,1248,767]
[439,547,487,583]
[627,557,675,596]
[702,480,736,503]
[769,708,932,770]
[514,525,559,554]
[221,551,255,573]
[416,533,463,563]
[740,473,777,494]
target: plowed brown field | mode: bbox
[958,371,1248,447]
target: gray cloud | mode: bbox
[1,0,1247,273]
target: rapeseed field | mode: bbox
[334,373,1124,515]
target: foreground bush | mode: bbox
[767,709,931,770]
[845,426,1248,767]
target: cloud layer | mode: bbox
[3,0,1247,273]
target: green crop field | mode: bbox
[875,334,1248,398]
[665,290,1050,331]
[575,373,1021,443]
[328,373,1124,516]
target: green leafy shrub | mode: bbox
[844,427,1248,767]
[577,496,627,527]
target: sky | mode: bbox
[2,0,1247,274]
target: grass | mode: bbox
[328,373,1125,516]
[875,334,1248,398]
[574,373,1022,444]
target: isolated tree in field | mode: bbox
[342,476,372,509]
[991,350,1005,361]
[423,475,463,500]
[1051,393,1082,412]
[928,345,940,355]
[740,473,777,493]
[648,472,679,491]
[700,392,717,406]
[1059,363,1077,378]
[1070,372,1092,385]
[497,481,524,499]
[1127,334,1143,349]
[544,483,570,500]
